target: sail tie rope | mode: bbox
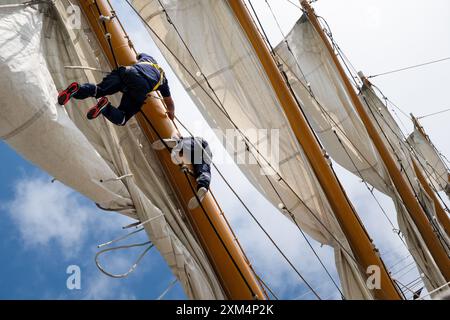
[95,227,154,278]
[95,241,154,279]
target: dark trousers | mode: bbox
[73,67,151,125]
[188,138,212,190]
[194,162,211,190]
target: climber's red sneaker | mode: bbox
[86,97,109,120]
[58,82,80,106]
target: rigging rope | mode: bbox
[156,278,178,300]
[255,274,279,300]
[368,57,450,79]
[417,108,450,119]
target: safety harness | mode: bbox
[137,61,165,92]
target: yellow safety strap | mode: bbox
[137,61,165,91]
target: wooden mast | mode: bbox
[228,0,402,299]
[300,1,450,281]
[78,0,266,300]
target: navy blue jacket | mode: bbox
[133,53,171,97]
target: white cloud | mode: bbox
[3,174,132,258]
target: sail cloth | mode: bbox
[131,0,374,299]
[0,1,225,299]
[407,128,450,199]
[273,14,448,292]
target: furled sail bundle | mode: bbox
[273,13,449,292]
[407,126,450,199]
[0,0,225,299]
[131,0,385,299]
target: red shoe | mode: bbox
[58,82,80,105]
[87,97,109,120]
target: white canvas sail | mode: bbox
[132,0,376,299]
[0,0,224,299]
[407,128,450,198]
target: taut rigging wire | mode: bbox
[368,57,450,79]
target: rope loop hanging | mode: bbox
[95,227,154,278]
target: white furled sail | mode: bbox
[0,0,224,299]
[132,0,376,299]
[407,128,450,199]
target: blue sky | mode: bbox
[1,0,449,300]
[0,140,185,299]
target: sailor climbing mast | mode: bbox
[299,1,450,281]
[78,0,266,300]
[228,0,402,300]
